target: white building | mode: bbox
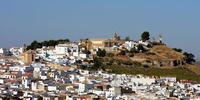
[78,83,93,93]
[22,79,30,89]
[131,75,155,85]
[109,87,121,96]
[0,78,4,84]
[66,95,76,100]
[138,40,149,46]
[41,43,79,58]
[0,48,11,56]
[47,85,57,91]
[124,41,138,51]
[31,82,38,91]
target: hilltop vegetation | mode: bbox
[108,64,200,82]
[26,39,70,50]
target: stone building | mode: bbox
[21,50,36,64]
[79,32,124,50]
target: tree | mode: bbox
[41,40,49,46]
[48,40,56,46]
[97,49,106,57]
[183,52,195,63]
[37,42,42,48]
[172,48,182,53]
[137,44,144,52]
[26,39,70,50]
[37,96,43,100]
[26,45,32,50]
[130,47,139,53]
[141,31,150,41]
[118,50,126,55]
[106,52,114,57]
[124,36,130,41]
[31,40,38,50]
[117,36,121,40]
[93,57,103,69]
[82,50,91,54]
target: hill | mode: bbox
[131,45,185,67]
[150,45,185,60]
[93,44,200,82]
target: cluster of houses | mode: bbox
[1,57,200,100]
[1,33,154,60]
[1,33,200,100]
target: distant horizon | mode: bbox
[0,0,200,58]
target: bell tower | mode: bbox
[22,43,27,53]
[113,32,117,40]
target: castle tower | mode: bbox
[157,34,162,43]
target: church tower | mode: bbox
[22,43,27,53]
[113,32,118,40]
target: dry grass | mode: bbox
[150,45,185,60]
[185,64,200,75]
[133,45,185,61]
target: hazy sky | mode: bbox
[0,0,200,57]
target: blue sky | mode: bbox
[0,0,200,57]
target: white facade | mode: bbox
[40,75,47,80]
[79,53,88,59]
[10,47,20,56]
[22,79,30,89]
[41,43,79,58]
[31,82,38,91]
[109,87,121,96]
[0,78,4,84]
[69,74,78,83]
[0,48,5,54]
[0,48,11,56]
[66,95,76,100]
[160,76,176,82]
[131,75,155,85]
[124,41,138,51]
[138,40,149,46]
[9,66,20,71]
[55,44,68,54]
[78,83,93,92]
[48,85,57,91]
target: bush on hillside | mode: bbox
[106,52,114,57]
[117,50,126,56]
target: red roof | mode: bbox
[22,72,32,76]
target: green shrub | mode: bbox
[123,61,133,65]
[118,50,126,55]
[146,52,156,55]
[143,65,149,68]
[146,60,151,63]
[107,52,114,57]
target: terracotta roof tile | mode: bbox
[22,72,32,76]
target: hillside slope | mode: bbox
[131,45,185,67]
[150,45,185,60]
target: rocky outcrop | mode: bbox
[151,59,184,67]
